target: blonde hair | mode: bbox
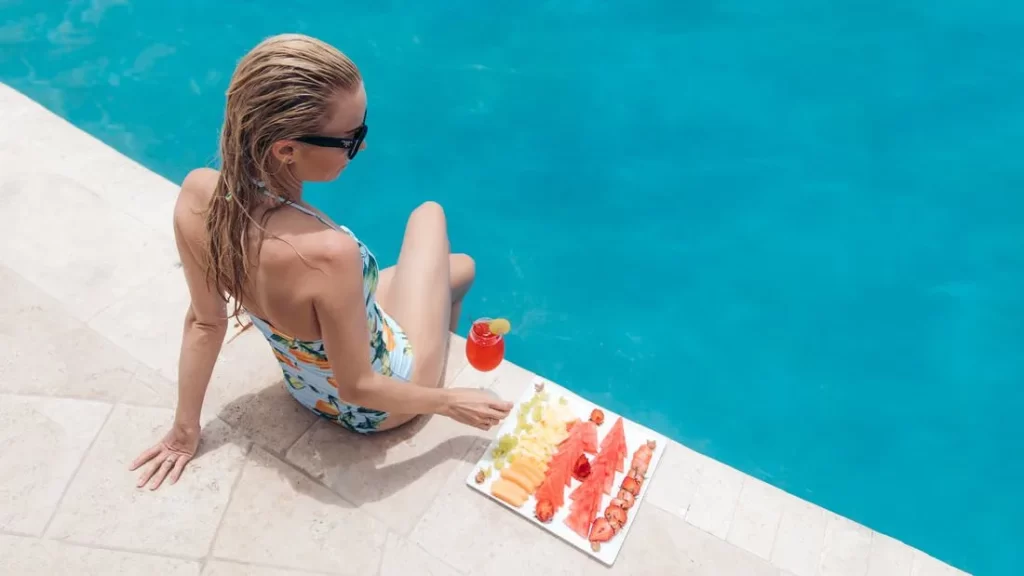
[205,34,361,317]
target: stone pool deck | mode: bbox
[0,82,968,575]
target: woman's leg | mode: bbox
[374,202,474,430]
[377,254,475,333]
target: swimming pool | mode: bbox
[3,2,1021,573]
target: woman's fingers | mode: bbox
[136,454,165,488]
[488,400,513,414]
[169,455,191,485]
[483,407,511,420]
[129,444,162,471]
[148,457,176,490]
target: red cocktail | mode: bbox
[466,318,506,372]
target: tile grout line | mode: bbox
[200,417,256,569]
[763,490,786,569]
[372,532,389,576]
[410,536,469,576]
[397,435,488,539]
[37,537,203,564]
[278,417,320,460]
[722,474,747,545]
[0,389,175,411]
[205,556,341,575]
[82,262,181,325]
[39,401,117,538]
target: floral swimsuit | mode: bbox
[247,191,414,434]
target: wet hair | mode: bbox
[204,33,361,317]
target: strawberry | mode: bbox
[572,454,592,481]
[605,505,627,528]
[621,476,641,496]
[589,517,615,551]
[535,499,554,523]
[589,409,605,426]
[617,489,636,509]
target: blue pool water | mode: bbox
[3,2,1021,572]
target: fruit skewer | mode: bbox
[588,439,656,551]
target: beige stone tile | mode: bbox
[208,328,317,454]
[866,532,914,576]
[0,265,171,406]
[409,440,603,576]
[910,551,963,576]
[120,363,178,408]
[0,174,178,321]
[444,333,470,386]
[0,534,200,575]
[379,532,463,576]
[285,409,483,535]
[202,559,328,576]
[646,441,708,518]
[87,267,191,381]
[46,405,250,558]
[0,85,179,240]
[819,514,872,576]
[684,457,745,539]
[488,358,537,402]
[726,476,786,560]
[610,505,777,575]
[0,395,111,535]
[211,447,388,574]
[770,496,828,576]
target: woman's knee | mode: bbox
[405,201,449,250]
[451,253,475,298]
[410,201,447,229]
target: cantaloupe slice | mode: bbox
[501,466,538,493]
[509,460,544,488]
[491,479,529,507]
[517,455,548,474]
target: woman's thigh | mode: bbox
[377,253,475,313]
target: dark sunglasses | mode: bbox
[295,111,368,160]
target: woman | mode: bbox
[130,34,513,490]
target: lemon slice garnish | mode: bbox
[488,318,511,335]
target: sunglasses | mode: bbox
[295,110,368,160]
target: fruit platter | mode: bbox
[466,377,668,566]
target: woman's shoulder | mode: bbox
[172,168,217,233]
[180,168,219,204]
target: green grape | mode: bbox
[558,396,568,405]
[493,456,506,470]
[508,453,517,464]
[497,433,518,452]
[531,403,544,422]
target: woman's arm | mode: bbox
[311,233,449,414]
[130,170,227,489]
[311,233,511,428]
[171,171,229,428]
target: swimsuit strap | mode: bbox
[260,188,338,231]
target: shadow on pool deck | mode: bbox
[215,386,482,510]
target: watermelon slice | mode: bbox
[578,421,598,454]
[566,475,604,539]
[569,478,600,502]
[535,432,584,511]
[600,417,627,472]
[564,507,593,539]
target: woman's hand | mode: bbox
[442,388,514,430]
[129,422,201,490]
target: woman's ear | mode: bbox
[271,140,295,164]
